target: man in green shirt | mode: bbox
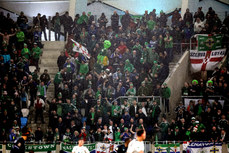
[32,43,42,70]
[164,32,173,62]
[161,83,171,113]
[54,70,64,98]
[21,43,30,60]
[16,28,25,49]
[147,15,156,31]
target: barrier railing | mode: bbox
[1,141,229,153]
[182,95,229,108]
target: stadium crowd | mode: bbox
[0,5,228,144]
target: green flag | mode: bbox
[154,143,180,153]
[197,34,222,51]
[0,144,2,150]
[61,143,96,152]
[6,144,56,152]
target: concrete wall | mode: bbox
[87,1,125,25]
[0,0,182,18]
[164,51,191,114]
[103,0,182,15]
[0,1,69,18]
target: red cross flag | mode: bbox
[72,39,90,59]
[190,49,226,73]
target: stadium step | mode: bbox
[169,53,183,72]
[28,41,65,136]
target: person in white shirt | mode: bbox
[127,129,146,153]
[194,17,205,33]
[72,137,90,153]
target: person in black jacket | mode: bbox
[57,52,67,71]
[61,12,73,41]
[11,138,25,153]
[40,15,48,41]
[111,11,119,33]
[115,138,131,153]
[129,100,139,118]
[121,11,131,31]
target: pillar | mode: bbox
[181,0,189,18]
[69,0,87,18]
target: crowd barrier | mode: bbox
[182,95,229,108]
[0,141,228,153]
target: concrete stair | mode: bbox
[28,41,65,137]
[169,52,183,72]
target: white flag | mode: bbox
[72,39,90,59]
[190,49,226,73]
[96,143,117,153]
[187,142,222,153]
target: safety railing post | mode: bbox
[48,16,51,41]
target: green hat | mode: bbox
[207,80,213,84]
[58,92,62,97]
[154,61,158,64]
[192,80,198,84]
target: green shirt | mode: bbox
[16,31,25,42]
[21,48,30,59]
[147,20,156,30]
[114,131,121,141]
[54,72,62,84]
[164,36,173,48]
[32,47,42,59]
[162,87,171,99]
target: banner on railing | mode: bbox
[154,143,180,153]
[228,144,229,152]
[183,97,225,108]
[0,144,2,151]
[61,143,96,153]
[186,142,222,153]
[197,34,223,51]
[96,142,118,153]
[6,143,56,152]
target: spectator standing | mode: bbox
[161,83,171,114]
[35,127,43,142]
[111,11,119,33]
[164,32,173,62]
[183,8,193,25]
[40,15,48,41]
[61,11,73,41]
[31,42,42,70]
[34,95,45,123]
[17,11,28,31]
[52,12,61,41]
[121,11,131,31]
[98,13,108,28]
[57,52,67,71]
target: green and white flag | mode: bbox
[155,143,180,153]
[0,144,2,151]
[197,34,222,51]
[61,143,96,153]
[6,143,56,152]
[227,144,229,153]
[186,142,222,153]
